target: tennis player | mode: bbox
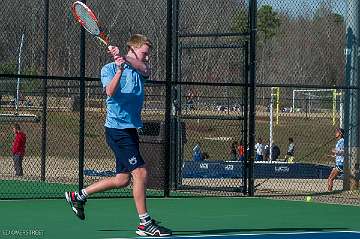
[65,34,172,237]
[327,128,345,192]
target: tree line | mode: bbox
[0,0,347,98]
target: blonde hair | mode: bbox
[127,34,152,50]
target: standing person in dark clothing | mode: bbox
[12,123,26,176]
[271,142,280,161]
[230,141,238,161]
[186,89,195,110]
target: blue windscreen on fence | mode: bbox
[181,161,333,179]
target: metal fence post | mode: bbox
[248,0,257,196]
[78,0,87,191]
[344,0,360,190]
[164,0,174,197]
[40,0,49,181]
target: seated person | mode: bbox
[255,137,264,161]
[285,137,295,163]
[271,143,280,161]
[202,152,209,160]
[192,142,203,161]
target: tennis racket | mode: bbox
[71,1,110,46]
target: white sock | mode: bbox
[139,212,152,226]
[76,189,88,201]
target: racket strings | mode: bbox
[74,5,100,35]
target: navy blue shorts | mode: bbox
[105,127,145,174]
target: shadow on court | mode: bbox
[171,228,349,236]
[98,229,134,232]
[97,227,348,236]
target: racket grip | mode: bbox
[114,56,125,64]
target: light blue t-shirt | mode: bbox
[100,62,146,129]
[335,138,344,167]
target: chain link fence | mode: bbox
[252,86,359,205]
[0,0,359,205]
[249,0,360,205]
[0,0,169,198]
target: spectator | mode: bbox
[186,89,195,110]
[327,128,345,192]
[271,143,281,161]
[264,143,270,161]
[238,140,245,161]
[230,141,238,161]
[285,137,295,163]
[192,142,203,161]
[255,137,264,161]
[202,152,210,160]
[12,123,26,176]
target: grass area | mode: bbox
[255,115,335,164]
[0,110,337,165]
[183,115,336,164]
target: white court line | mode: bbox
[103,230,360,239]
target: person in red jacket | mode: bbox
[12,123,26,176]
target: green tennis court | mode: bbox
[1,0,360,238]
[0,197,359,238]
[0,180,186,199]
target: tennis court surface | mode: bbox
[1,197,359,238]
[127,231,360,239]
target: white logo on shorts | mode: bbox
[129,156,137,165]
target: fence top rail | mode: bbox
[0,74,166,85]
[257,83,360,90]
[178,32,250,38]
[1,74,359,90]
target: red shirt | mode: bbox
[12,131,26,156]
[238,145,245,157]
